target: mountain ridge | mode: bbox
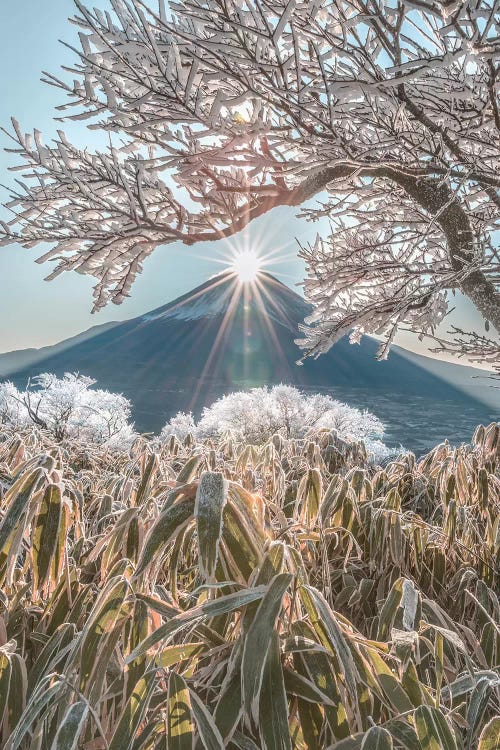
[1,271,492,381]
[1,271,496,451]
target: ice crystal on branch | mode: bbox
[0,373,136,448]
[1,0,500,363]
[161,385,393,460]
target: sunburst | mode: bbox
[174,224,302,412]
[231,249,262,282]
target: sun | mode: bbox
[231,250,262,283]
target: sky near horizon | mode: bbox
[0,0,487,362]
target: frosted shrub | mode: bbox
[160,411,196,442]
[163,385,390,453]
[0,373,136,449]
[0,382,31,429]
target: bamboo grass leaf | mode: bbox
[414,705,458,750]
[242,573,293,724]
[229,731,261,749]
[167,672,194,749]
[108,671,157,750]
[0,467,46,577]
[478,717,500,750]
[283,667,336,706]
[377,578,404,641]
[300,585,359,704]
[32,483,63,591]
[360,649,413,715]
[177,454,204,484]
[466,676,495,749]
[50,701,88,750]
[157,642,206,668]
[320,476,348,527]
[28,624,75,698]
[360,727,393,750]
[0,652,11,729]
[213,653,243,743]
[4,676,65,750]
[79,577,129,692]
[127,586,268,663]
[134,497,195,577]
[297,468,322,524]
[259,631,292,750]
[6,654,27,739]
[326,735,364,749]
[135,453,159,506]
[434,632,444,708]
[190,687,225,750]
[195,472,228,582]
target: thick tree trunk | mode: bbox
[386,170,500,335]
[460,271,500,333]
[222,162,500,336]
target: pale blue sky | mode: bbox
[0,0,485,357]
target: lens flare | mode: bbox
[231,250,262,283]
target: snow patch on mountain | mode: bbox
[140,273,303,331]
[142,289,230,322]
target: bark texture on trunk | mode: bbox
[213,161,500,335]
[391,171,500,335]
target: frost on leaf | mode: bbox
[195,471,229,582]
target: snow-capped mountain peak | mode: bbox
[140,271,304,330]
[1,270,494,453]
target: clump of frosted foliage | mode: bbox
[0,382,31,429]
[160,411,196,442]
[0,373,136,450]
[363,438,397,465]
[162,385,394,459]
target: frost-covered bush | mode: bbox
[0,382,31,429]
[363,438,398,465]
[0,373,136,449]
[162,385,390,455]
[160,411,196,442]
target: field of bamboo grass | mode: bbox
[0,422,498,749]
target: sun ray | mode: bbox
[161,225,312,416]
[255,274,294,320]
[187,277,242,411]
[251,278,295,379]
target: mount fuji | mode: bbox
[0,271,496,452]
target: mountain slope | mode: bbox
[0,321,120,377]
[2,271,497,451]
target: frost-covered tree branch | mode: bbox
[418,326,500,379]
[0,372,136,447]
[1,0,500,363]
